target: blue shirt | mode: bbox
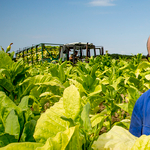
[129,89,150,137]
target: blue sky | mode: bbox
[0,0,150,55]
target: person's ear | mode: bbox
[147,36,150,56]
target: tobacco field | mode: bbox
[1,49,150,150]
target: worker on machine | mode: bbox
[69,51,78,63]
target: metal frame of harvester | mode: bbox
[15,42,104,64]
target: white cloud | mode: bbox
[89,0,116,6]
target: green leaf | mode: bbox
[18,96,29,111]
[34,85,83,143]
[127,86,140,100]
[24,108,34,122]
[88,85,102,97]
[36,126,81,150]
[49,65,59,77]
[69,79,87,94]
[137,61,150,70]
[82,74,94,88]
[18,75,53,97]
[128,98,137,116]
[66,125,82,150]
[92,126,137,150]
[112,76,124,90]
[0,118,4,134]
[5,110,20,140]
[127,86,140,116]
[0,51,13,69]
[90,64,98,77]
[0,133,17,148]
[0,69,10,79]
[11,58,24,82]
[33,99,69,143]
[145,74,150,80]
[63,85,81,121]
[0,142,43,150]
[127,76,140,87]
[20,120,36,142]
[90,113,105,128]
[131,135,150,149]
[0,91,24,137]
[114,119,131,129]
[81,103,92,132]
[39,92,53,97]
[35,79,64,89]
[101,78,109,85]
[58,63,66,83]
[0,92,18,121]
[60,116,75,127]
[115,103,128,113]
[0,76,14,92]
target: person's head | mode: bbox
[75,51,78,55]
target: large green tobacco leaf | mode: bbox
[33,99,69,143]
[34,85,81,143]
[92,126,137,150]
[131,135,150,149]
[63,85,81,120]
[0,142,43,150]
[5,110,20,140]
[0,91,23,126]
[0,51,13,69]
[92,126,150,150]
[36,126,81,150]
[0,91,24,141]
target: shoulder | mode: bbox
[134,89,150,110]
[141,89,150,97]
[136,89,150,103]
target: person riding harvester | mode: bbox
[59,42,104,64]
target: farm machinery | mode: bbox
[15,42,104,64]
